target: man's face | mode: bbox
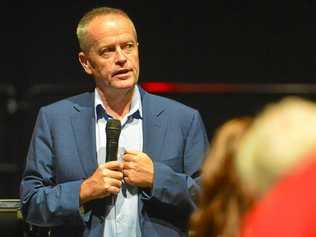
[79,14,139,92]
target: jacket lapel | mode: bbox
[71,92,97,177]
[140,88,168,162]
[139,88,168,232]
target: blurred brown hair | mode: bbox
[190,117,253,237]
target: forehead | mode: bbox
[87,14,137,43]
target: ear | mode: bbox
[78,51,93,75]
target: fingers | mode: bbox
[123,153,138,162]
[80,162,125,203]
[107,178,122,188]
[107,186,120,194]
[122,169,134,185]
[105,169,124,180]
[122,161,136,170]
[124,150,145,162]
[122,169,129,178]
[100,161,123,171]
[98,163,123,180]
[80,175,122,204]
[104,177,122,194]
[124,149,139,155]
[123,150,151,162]
[121,151,154,188]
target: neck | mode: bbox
[96,87,135,120]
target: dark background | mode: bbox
[1,0,316,90]
[1,0,316,197]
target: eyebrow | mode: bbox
[99,40,136,48]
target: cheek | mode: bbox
[98,63,113,76]
[131,56,140,70]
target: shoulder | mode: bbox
[141,89,205,133]
[39,92,93,116]
[141,89,198,115]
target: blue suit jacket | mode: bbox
[20,87,208,237]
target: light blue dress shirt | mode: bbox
[94,86,142,237]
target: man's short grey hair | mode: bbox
[76,7,136,52]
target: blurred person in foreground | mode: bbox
[19,6,208,237]
[190,117,253,237]
[236,97,316,237]
[190,96,316,237]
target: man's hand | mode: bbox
[122,150,154,188]
[80,161,123,205]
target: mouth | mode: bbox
[112,69,131,77]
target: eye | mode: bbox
[99,46,115,58]
[126,42,134,48]
[122,42,136,53]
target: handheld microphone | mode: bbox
[105,119,122,208]
[106,119,121,162]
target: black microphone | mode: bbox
[106,119,121,162]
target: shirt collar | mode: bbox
[94,86,143,121]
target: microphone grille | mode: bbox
[106,119,121,130]
[106,119,121,140]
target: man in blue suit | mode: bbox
[20,7,208,237]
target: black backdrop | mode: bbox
[1,0,316,91]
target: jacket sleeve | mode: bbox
[20,108,83,227]
[141,110,208,217]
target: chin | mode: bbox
[109,84,134,92]
[111,79,137,90]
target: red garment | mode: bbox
[240,153,316,237]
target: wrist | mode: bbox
[79,179,93,205]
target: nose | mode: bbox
[115,47,127,66]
